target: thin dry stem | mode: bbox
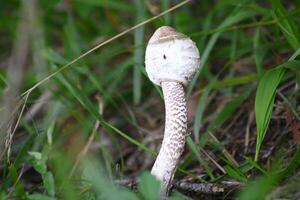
[21,0,192,97]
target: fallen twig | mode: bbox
[115,177,242,196]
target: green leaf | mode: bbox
[208,87,253,131]
[75,0,133,11]
[187,137,215,180]
[188,8,260,94]
[224,165,248,183]
[161,0,171,25]
[51,63,156,156]
[245,157,267,175]
[169,196,184,200]
[82,159,139,200]
[138,172,161,200]
[0,192,7,200]
[212,74,258,90]
[46,121,55,146]
[52,152,79,200]
[280,145,300,178]
[43,172,55,197]
[27,194,55,200]
[28,152,47,175]
[239,145,300,200]
[8,164,26,197]
[271,0,300,50]
[254,28,266,77]
[254,67,286,161]
[255,57,300,161]
[43,48,68,65]
[193,77,217,142]
[288,47,300,61]
[237,174,280,200]
[133,0,145,105]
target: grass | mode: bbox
[1,0,300,199]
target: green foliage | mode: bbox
[133,0,145,105]
[27,194,55,200]
[253,28,266,77]
[82,159,170,200]
[255,60,300,161]
[138,172,161,200]
[238,145,300,200]
[255,67,286,161]
[271,0,300,50]
[223,165,248,183]
[238,172,280,200]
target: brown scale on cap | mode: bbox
[149,26,187,44]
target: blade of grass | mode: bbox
[188,8,260,95]
[133,0,145,105]
[198,86,253,151]
[52,64,157,156]
[237,172,280,200]
[271,0,300,50]
[193,77,218,142]
[52,152,79,200]
[21,0,192,97]
[223,165,248,183]
[254,28,266,77]
[254,59,300,161]
[279,145,300,178]
[193,87,211,142]
[213,161,254,183]
[212,74,258,90]
[187,137,215,180]
[161,0,171,25]
[254,67,285,161]
[75,0,133,12]
[82,158,139,200]
[208,87,253,132]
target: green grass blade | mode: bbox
[255,59,300,161]
[198,87,253,148]
[271,0,300,50]
[237,173,280,200]
[54,66,157,156]
[254,67,286,161]
[223,165,248,183]
[254,28,266,77]
[193,86,212,142]
[188,9,260,95]
[82,158,140,200]
[161,0,171,25]
[288,47,300,61]
[133,0,145,105]
[138,172,161,200]
[187,137,215,180]
[279,145,300,178]
[75,0,133,12]
[208,87,253,131]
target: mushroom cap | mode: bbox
[145,26,200,86]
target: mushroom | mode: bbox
[145,26,200,198]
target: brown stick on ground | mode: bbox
[115,177,241,195]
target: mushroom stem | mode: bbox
[151,81,187,198]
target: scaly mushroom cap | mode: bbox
[145,26,200,86]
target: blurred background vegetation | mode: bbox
[1,0,300,199]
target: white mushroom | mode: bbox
[145,26,200,198]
